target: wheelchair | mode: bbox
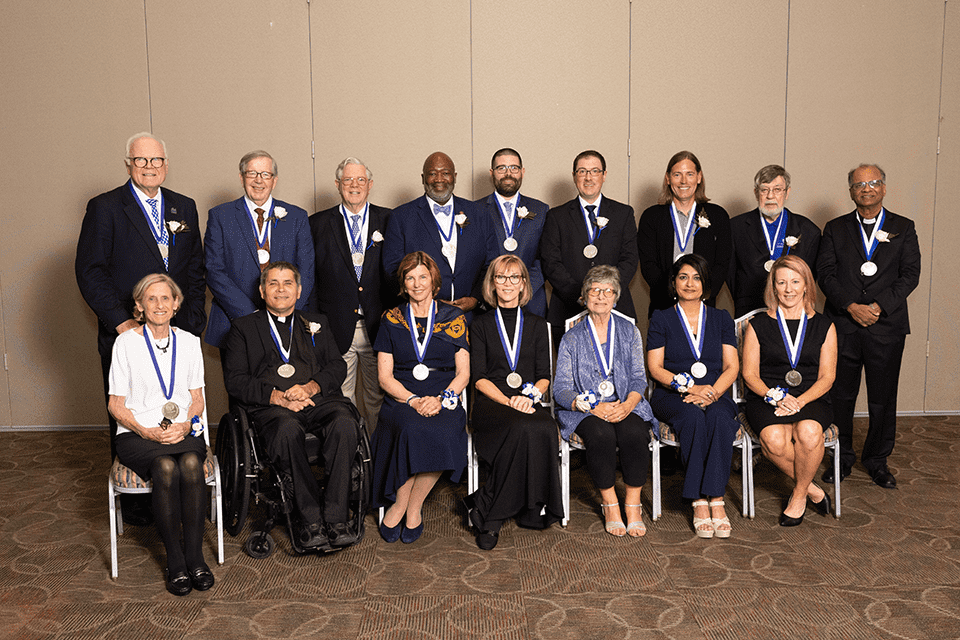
[215,403,371,558]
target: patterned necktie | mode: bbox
[147,198,169,269]
[350,214,363,280]
[434,204,452,216]
[504,201,514,232]
[255,207,270,271]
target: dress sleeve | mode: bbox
[108,331,134,397]
[646,309,668,351]
[718,309,737,348]
[183,332,205,390]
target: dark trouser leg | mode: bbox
[614,415,650,487]
[178,452,207,568]
[151,456,186,573]
[575,416,619,490]
[301,402,359,524]
[861,334,905,472]
[831,330,863,470]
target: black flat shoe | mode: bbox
[779,511,804,527]
[400,521,424,544]
[870,467,897,489]
[327,522,358,548]
[299,522,329,550]
[465,499,500,550]
[379,518,402,543]
[810,491,831,517]
[188,564,214,591]
[165,568,192,597]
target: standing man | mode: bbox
[204,150,314,353]
[540,150,639,330]
[475,148,550,317]
[383,151,498,324]
[729,165,821,318]
[817,164,921,488]
[310,157,390,427]
[76,132,206,522]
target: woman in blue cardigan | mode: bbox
[555,265,658,537]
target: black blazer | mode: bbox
[223,310,347,408]
[308,203,392,354]
[817,210,921,336]
[729,208,821,318]
[539,195,639,325]
[637,201,731,317]
[76,181,206,356]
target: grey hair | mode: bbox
[848,163,886,187]
[581,265,621,304]
[753,164,791,191]
[336,157,373,181]
[125,132,167,164]
[239,150,278,176]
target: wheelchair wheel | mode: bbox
[244,532,274,559]
[216,410,251,537]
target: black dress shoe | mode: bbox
[400,521,424,544]
[466,500,499,550]
[327,522,358,548]
[165,569,192,596]
[779,511,804,527]
[821,463,851,484]
[299,522,329,549]
[809,491,832,517]
[379,519,402,543]
[870,467,897,489]
[188,564,215,591]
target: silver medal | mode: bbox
[503,237,518,252]
[277,363,295,378]
[162,402,179,420]
[764,259,775,272]
[690,361,707,379]
[413,363,430,380]
[352,252,364,266]
[785,369,803,387]
[258,249,270,264]
[506,372,522,389]
[860,261,877,277]
[598,379,614,398]
[583,244,598,259]
[159,244,169,259]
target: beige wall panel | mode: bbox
[926,4,960,412]
[310,1,473,211]
[145,1,316,417]
[1,2,151,427]
[785,1,943,413]
[0,280,9,426]
[471,0,631,207]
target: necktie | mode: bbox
[255,207,270,271]
[434,204,451,216]
[585,204,598,239]
[147,198,169,269]
[504,201,514,232]
[350,214,363,280]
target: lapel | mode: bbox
[570,198,592,247]
[331,205,356,269]
[513,194,537,247]
[268,201,285,257]
[417,196,447,258]
[234,199,262,264]
[486,195,508,244]
[122,181,165,265]
[844,212,868,261]
[748,209,775,256]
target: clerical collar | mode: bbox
[858,213,878,225]
[269,311,290,323]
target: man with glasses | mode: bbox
[383,151,497,324]
[309,158,390,427]
[729,165,821,317]
[540,150,639,333]
[475,148,550,317]
[204,150,314,356]
[76,132,206,524]
[817,164,921,488]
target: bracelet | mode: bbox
[405,394,419,405]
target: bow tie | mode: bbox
[434,204,452,216]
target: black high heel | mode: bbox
[779,511,804,527]
[809,489,831,517]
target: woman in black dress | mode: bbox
[466,255,563,550]
[742,255,837,526]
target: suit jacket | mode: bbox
[204,197,315,348]
[637,201,731,317]
[817,209,920,336]
[76,181,206,357]
[729,208,821,318]
[223,309,347,408]
[474,192,550,317]
[383,195,498,320]
[540,195,639,325]
[308,203,392,354]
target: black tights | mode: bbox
[150,452,206,573]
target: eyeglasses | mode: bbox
[758,186,786,196]
[339,177,368,186]
[588,287,616,298]
[851,179,884,191]
[575,168,604,177]
[493,165,522,175]
[128,157,166,168]
[494,274,523,284]
[243,170,275,180]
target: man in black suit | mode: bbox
[76,132,206,465]
[224,262,360,549]
[817,164,921,489]
[309,157,390,427]
[729,165,821,318]
[540,150,639,331]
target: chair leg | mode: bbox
[832,442,841,518]
[740,437,749,519]
[651,440,661,521]
[108,482,119,580]
[560,441,570,527]
[213,466,224,565]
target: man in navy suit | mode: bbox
[383,151,498,324]
[729,165,821,318]
[540,150,639,330]
[309,157,390,427]
[76,132,206,522]
[204,150,314,354]
[817,164,921,489]
[475,148,550,317]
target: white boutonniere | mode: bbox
[784,235,799,247]
[455,213,469,232]
[516,206,532,219]
[273,206,287,221]
[697,215,711,229]
[595,216,609,229]
[165,220,189,246]
[876,230,897,243]
[371,230,384,243]
[302,318,322,345]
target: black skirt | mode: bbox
[115,431,207,480]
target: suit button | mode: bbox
[358,286,363,292]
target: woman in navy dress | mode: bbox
[647,254,740,538]
[372,252,470,544]
[743,255,836,526]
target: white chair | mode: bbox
[107,398,224,579]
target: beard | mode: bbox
[495,176,521,197]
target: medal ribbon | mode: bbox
[496,199,518,242]
[776,307,808,370]
[143,325,177,401]
[858,208,886,261]
[129,183,168,245]
[494,307,524,375]
[675,302,705,363]
[670,202,697,254]
[406,301,436,366]
[248,202,272,251]
[341,203,368,254]
[761,210,788,260]
[267,313,294,363]
[586,314,616,379]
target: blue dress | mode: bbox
[647,305,740,500]
[370,302,469,507]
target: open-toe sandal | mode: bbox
[709,498,731,539]
[624,503,646,537]
[692,499,714,539]
[601,502,625,537]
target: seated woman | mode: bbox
[371,251,470,544]
[107,274,212,596]
[646,254,740,539]
[742,255,837,526]
[554,265,658,537]
[466,255,564,550]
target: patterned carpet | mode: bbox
[2,415,959,639]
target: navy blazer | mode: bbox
[817,210,920,336]
[383,195,498,321]
[308,203,392,354]
[474,192,549,317]
[76,181,206,356]
[729,208,821,318]
[540,195,639,326]
[637,202,731,317]
[203,197,314,348]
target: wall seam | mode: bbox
[783,0,791,165]
[143,0,153,131]
[0,274,11,426]
[469,0,475,199]
[626,0,632,201]
[307,0,318,213]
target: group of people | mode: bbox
[77,133,921,595]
